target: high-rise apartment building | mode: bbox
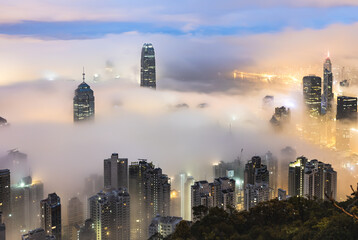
[11,176,44,233]
[129,160,170,240]
[73,71,95,122]
[263,152,278,198]
[336,96,357,121]
[191,177,235,220]
[288,156,308,197]
[140,43,156,89]
[0,169,10,218]
[288,157,337,200]
[244,156,270,211]
[88,188,130,240]
[104,153,128,189]
[148,216,182,238]
[303,75,322,117]
[21,228,55,240]
[184,176,195,221]
[78,219,95,240]
[0,212,5,240]
[40,193,61,240]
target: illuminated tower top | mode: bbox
[324,52,332,72]
[140,43,156,89]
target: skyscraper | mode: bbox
[322,55,333,114]
[303,75,322,117]
[0,212,5,240]
[140,43,156,89]
[73,71,95,122]
[336,96,357,121]
[0,169,11,217]
[129,160,170,240]
[11,176,44,233]
[78,219,96,240]
[40,193,61,240]
[288,156,308,197]
[104,153,128,189]
[88,188,130,240]
[67,197,84,240]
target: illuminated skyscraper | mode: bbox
[88,188,130,240]
[336,96,357,121]
[140,43,156,89]
[104,153,128,189]
[73,71,95,122]
[322,55,333,114]
[40,193,61,240]
[0,169,11,217]
[303,75,322,117]
[11,176,44,233]
[288,156,307,197]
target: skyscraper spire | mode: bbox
[82,67,85,82]
[327,50,330,59]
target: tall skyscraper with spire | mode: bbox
[140,43,156,89]
[322,52,333,114]
[73,70,95,122]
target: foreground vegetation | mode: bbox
[164,195,358,240]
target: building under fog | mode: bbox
[140,43,156,89]
[0,117,8,127]
[129,160,170,240]
[244,156,270,211]
[11,176,44,233]
[73,71,95,122]
[0,212,5,240]
[0,149,28,184]
[336,96,357,121]
[40,193,61,240]
[104,153,128,189]
[78,219,96,240]
[88,188,130,240]
[67,197,84,240]
[303,75,322,117]
[288,157,337,200]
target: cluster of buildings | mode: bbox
[73,43,156,122]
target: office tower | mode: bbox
[263,152,278,198]
[104,153,128,189]
[148,216,182,238]
[0,212,5,240]
[140,43,156,89]
[0,117,8,127]
[40,193,61,240]
[67,197,84,240]
[88,188,130,240]
[73,71,95,122]
[191,178,235,220]
[0,149,28,184]
[22,228,55,240]
[244,156,270,211]
[336,96,357,121]
[304,160,337,200]
[170,189,180,217]
[78,219,95,240]
[11,176,44,233]
[303,75,322,117]
[184,176,195,221]
[0,169,10,218]
[288,156,308,197]
[277,189,287,201]
[322,55,333,114]
[129,160,170,240]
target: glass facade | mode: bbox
[140,43,156,89]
